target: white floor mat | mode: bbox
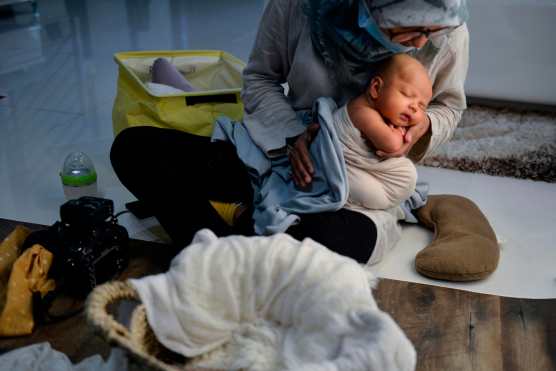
[370,166,556,299]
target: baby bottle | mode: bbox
[60,151,98,199]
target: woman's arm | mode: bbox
[241,0,305,156]
[409,24,470,162]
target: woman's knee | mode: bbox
[110,126,190,191]
[111,126,208,172]
[287,209,377,263]
[111,127,159,166]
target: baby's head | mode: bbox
[367,54,433,127]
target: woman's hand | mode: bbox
[288,123,320,187]
[377,116,431,158]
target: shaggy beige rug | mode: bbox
[423,105,556,183]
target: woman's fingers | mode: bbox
[406,123,424,143]
[299,123,320,175]
[295,140,314,176]
[292,172,303,187]
[288,124,320,187]
[306,122,321,142]
[289,147,310,187]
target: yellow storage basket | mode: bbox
[112,50,245,137]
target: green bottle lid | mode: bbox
[60,152,97,187]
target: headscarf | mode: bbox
[302,0,468,88]
[369,0,469,29]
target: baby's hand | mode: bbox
[389,124,406,137]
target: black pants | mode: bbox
[110,126,376,263]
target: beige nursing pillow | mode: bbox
[414,195,500,281]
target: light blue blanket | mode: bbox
[213,97,347,235]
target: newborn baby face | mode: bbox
[375,57,433,127]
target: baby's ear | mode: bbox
[369,76,383,100]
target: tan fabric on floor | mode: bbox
[0,225,31,276]
[415,195,499,281]
[0,244,56,337]
[0,225,31,310]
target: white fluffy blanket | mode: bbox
[129,230,416,371]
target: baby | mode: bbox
[334,53,432,210]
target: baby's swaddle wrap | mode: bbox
[333,105,417,210]
[130,230,416,371]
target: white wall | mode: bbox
[466,0,556,105]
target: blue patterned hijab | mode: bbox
[302,0,468,87]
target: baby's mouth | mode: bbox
[400,113,411,123]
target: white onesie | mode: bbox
[333,104,417,210]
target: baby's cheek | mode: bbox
[414,112,425,125]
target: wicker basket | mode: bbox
[86,280,224,371]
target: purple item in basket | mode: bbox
[152,58,197,92]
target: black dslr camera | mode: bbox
[24,197,129,298]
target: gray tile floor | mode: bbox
[1,0,555,298]
[0,0,265,234]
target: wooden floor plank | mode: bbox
[374,279,556,371]
[500,298,556,371]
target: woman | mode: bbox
[111,0,469,263]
